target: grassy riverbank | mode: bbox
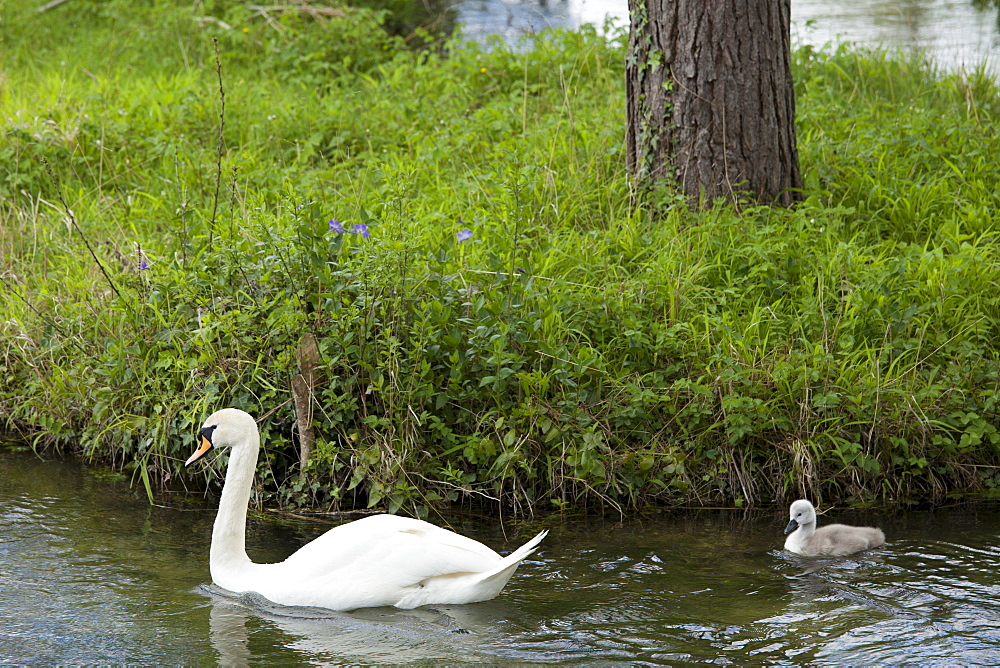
[2,1,999,514]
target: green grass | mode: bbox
[2,1,999,515]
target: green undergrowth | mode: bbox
[2,1,999,515]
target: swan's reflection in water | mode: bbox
[207,597,252,667]
[202,584,546,664]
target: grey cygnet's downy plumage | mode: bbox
[784,499,885,557]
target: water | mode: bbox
[3,447,1000,664]
[455,0,1000,74]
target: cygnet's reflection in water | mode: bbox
[779,549,878,593]
[202,584,545,664]
[774,550,908,618]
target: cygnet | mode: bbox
[783,499,885,557]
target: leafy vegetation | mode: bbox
[2,0,999,515]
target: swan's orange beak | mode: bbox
[185,435,214,466]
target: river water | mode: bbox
[3,447,1000,664]
[6,3,996,663]
[456,0,1000,74]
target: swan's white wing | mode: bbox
[281,514,502,581]
[252,514,524,609]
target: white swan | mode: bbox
[783,499,885,557]
[186,408,548,611]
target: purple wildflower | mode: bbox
[457,228,474,242]
[139,259,150,271]
[329,218,345,233]
[352,223,370,239]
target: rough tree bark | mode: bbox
[626,0,803,207]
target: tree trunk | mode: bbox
[626,0,803,207]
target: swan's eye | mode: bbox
[199,424,219,443]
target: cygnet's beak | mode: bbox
[784,518,799,535]
[185,435,214,466]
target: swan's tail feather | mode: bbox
[396,530,549,608]
[476,529,548,583]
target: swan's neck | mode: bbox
[210,436,259,583]
[787,519,816,551]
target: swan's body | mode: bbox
[783,499,884,557]
[187,408,547,611]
